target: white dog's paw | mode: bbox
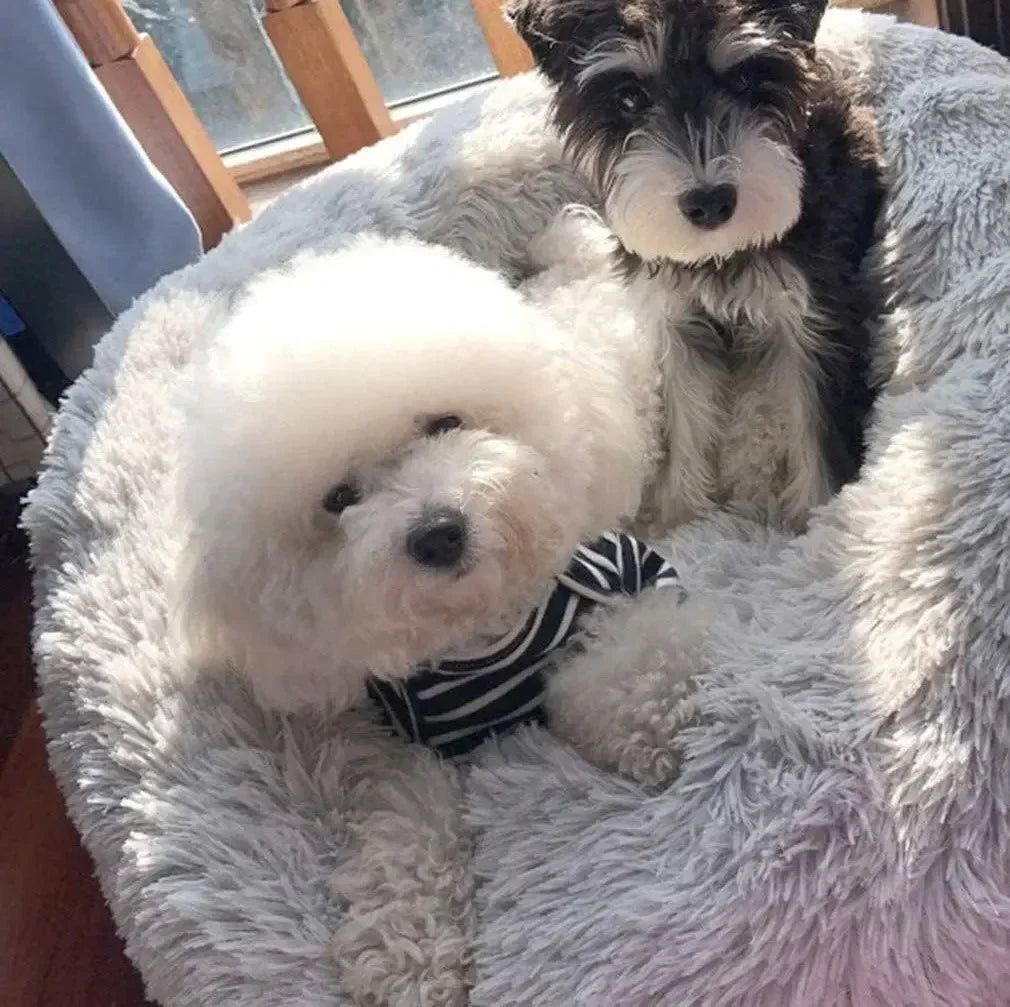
[331,751,474,1007]
[546,589,727,787]
[524,207,618,284]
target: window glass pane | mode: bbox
[341,0,497,106]
[123,0,310,152]
[123,0,497,153]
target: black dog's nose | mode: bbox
[679,184,738,230]
[407,509,468,569]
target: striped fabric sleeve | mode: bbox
[366,532,684,758]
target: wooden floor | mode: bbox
[0,494,152,1006]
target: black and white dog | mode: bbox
[507,0,885,530]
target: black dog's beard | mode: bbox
[560,115,805,265]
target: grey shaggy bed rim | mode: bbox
[23,12,1010,1006]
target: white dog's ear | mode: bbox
[170,543,367,713]
[170,547,292,710]
[171,548,247,676]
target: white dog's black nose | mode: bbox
[679,184,737,230]
[407,509,468,569]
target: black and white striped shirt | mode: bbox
[367,532,683,759]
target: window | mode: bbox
[58,0,532,245]
[123,0,497,155]
[343,0,496,108]
[124,0,308,152]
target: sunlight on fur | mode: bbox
[173,231,659,713]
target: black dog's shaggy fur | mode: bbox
[508,0,886,528]
[711,96,884,488]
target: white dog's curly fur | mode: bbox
[174,223,715,749]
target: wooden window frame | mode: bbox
[247,0,532,180]
[54,0,532,241]
[53,0,251,248]
[225,76,502,186]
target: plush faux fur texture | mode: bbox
[22,12,1010,1006]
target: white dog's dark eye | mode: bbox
[322,482,361,514]
[612,81,652,117]
[425,414,463,436]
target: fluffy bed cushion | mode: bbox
[24,12,1010,1006]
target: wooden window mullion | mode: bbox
[53,0,250,250]
[262,0,395,162]
[469,0,533,77]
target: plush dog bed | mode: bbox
[24,11,1010,1006]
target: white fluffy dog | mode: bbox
[174,224,718,780]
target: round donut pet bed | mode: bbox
[23,12,1010,1006]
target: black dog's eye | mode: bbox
[425,414,463,436]
[611,80,653,118]
[723,55,794,100]
[322,482,361,515]
[724,66,757,98]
